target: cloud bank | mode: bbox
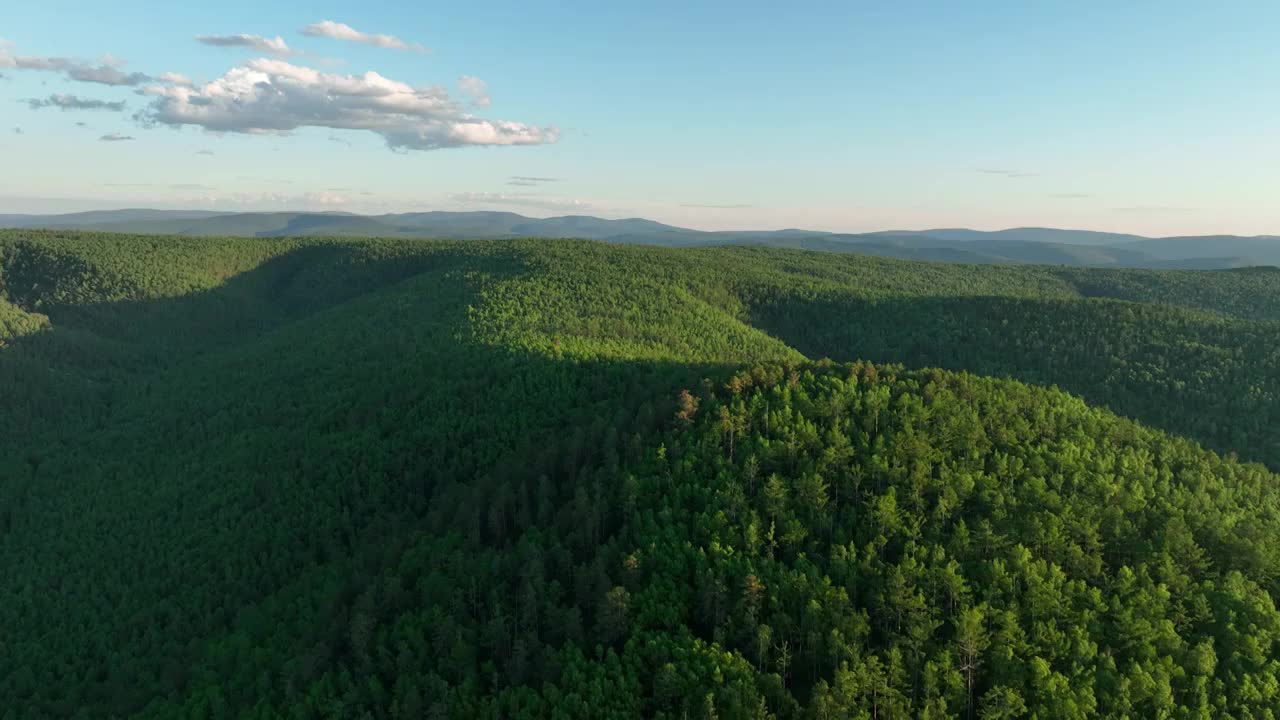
[301,21,427,53]
[139,58,557,151]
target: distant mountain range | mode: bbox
[2,208,1276,269]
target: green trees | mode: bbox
[612,363,1280,717]
[1,230,1278,718]
[752,292,1280,470]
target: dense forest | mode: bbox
[2,230,1279,719]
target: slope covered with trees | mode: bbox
[1,230,1278,719]
[6,210,1280,269]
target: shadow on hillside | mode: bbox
[5,239,1278,716]
[0,239,764,717]
[0,240,515,439]
[751,293,1280,470]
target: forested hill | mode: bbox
[2,230,1280,718]
[5,210,1280,268]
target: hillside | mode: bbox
[3,210,1278,268]
[2,230,1280,718]
[737,235,1241,269]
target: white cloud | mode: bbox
[301,20,427,53]
[196,190,353,210]
[196,34,294,56]
[158,72,193,86]
[302,191,350,206]
[99,133,134,142]
[450,192,590,211]
[27,94,126,111]
[507,176,559,186]
[69,65,149,86]
[139,58,557,152]
[0,42,149,85]
[458,75,491,107]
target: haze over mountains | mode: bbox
[2,209,1276,269]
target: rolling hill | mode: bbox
[731,235,1244,268]
[2,210,1276,268]
[2,230,1280,717]
[863,227,1150,246]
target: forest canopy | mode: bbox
[2,230,1278,719]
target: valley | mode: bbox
[2,231,1279,718]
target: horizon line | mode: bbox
[5,207,1280,241]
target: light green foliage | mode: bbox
[0,296,48,346]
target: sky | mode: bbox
[1,1,1278,235]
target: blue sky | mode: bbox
[1,1,1277,235]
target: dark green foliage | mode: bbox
[754,294,1280,468]
[2,230,1279,718]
